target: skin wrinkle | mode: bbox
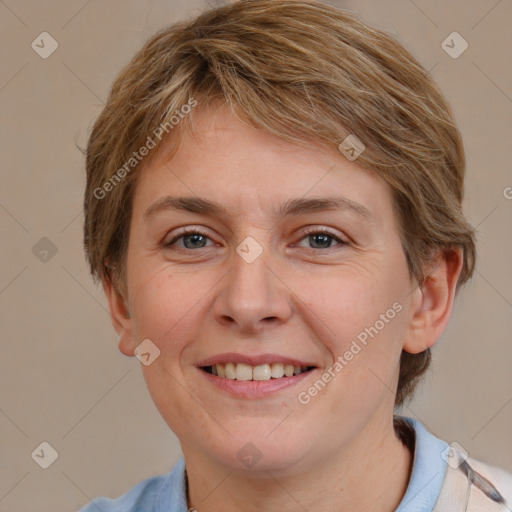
[102,104,463,511]
[142,195,376,226]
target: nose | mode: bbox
[213,242,292,334]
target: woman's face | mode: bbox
[121,104,419,473]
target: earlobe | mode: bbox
[403,248,464,354]
[102,275,137,357]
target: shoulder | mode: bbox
[78,457,187,512]
[395,416,512,512]
[78,473,168,512]
[435,445,512,511]
[465,456,512,503]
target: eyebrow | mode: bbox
[143,195,375,223]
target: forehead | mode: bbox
[132,104,395,225]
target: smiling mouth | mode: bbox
[201,363,316,381]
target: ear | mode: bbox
[403,247,464,354]
[102,275,137,357]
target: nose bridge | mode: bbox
[214,235,291,331]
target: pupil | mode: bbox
[185,234,206,248]
[311,234,331,249]
[183,234,332,249]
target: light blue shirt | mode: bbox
[79,417,448,511]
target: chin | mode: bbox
[202,433,312,475]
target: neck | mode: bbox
[183,415,413,512]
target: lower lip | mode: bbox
[198,367,316,399]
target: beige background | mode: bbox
[1,0,511,510]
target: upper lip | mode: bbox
[196,353,317,368]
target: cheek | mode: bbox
[129,271,209,433]
[129,266,223,364]
[129,270,189,354]
[294,263,407,404]
[303,266,405,346]
[298,276,406,423]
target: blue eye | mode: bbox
[296,228,349,250]
[163,228,349,251]
[164,229,213,250]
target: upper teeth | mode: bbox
[210,363,309,381]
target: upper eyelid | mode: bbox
[165,226,349,247]
[294,228,349,247]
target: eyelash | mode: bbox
[163,227,349,251]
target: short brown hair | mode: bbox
[83,0,476,406]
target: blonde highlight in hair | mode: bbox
[84,0,476,406]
